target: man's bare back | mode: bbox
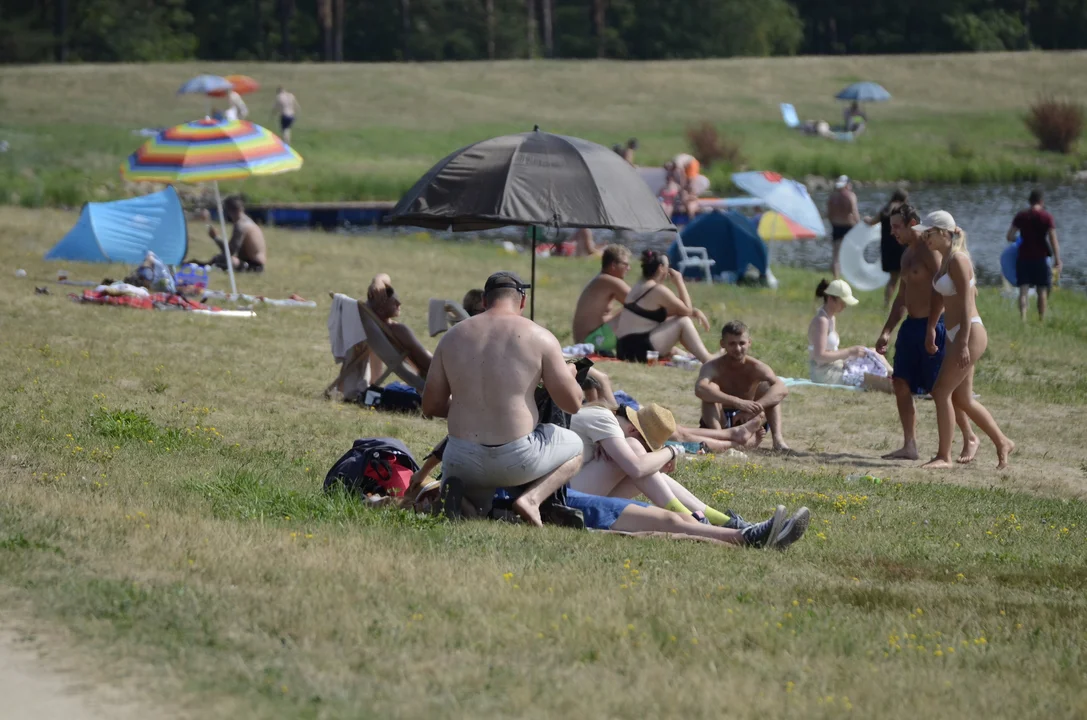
[827,188,858,227]
[274,90,298,117]
[230,215,267,266]
[573,274,629,342]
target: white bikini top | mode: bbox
[808,308,839,355]
[933,253,977,297]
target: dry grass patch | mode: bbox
[1,206,1086,718]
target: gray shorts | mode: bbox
[443,424,583,512]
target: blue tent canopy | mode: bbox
[45,186,188,265]
[668,210,768,282]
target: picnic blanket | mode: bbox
[70,289,221,312]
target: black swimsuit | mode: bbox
[616,287,667,362]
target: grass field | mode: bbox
[3,53,1087,207]
[2,206,1087,719]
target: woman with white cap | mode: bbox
[917,211,1014,470]
[807,278,892,386]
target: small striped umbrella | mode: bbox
[756,210,818,242]
[122,118,302,294]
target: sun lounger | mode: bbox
[780,103,800,129]
[428,298,470,337]
[325,293,425,401]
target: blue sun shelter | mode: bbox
[668,210,768,283]
[45,186,188,265]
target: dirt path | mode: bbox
[0,629,135,720]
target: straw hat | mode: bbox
[622,403,676,451]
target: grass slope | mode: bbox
[2,208,1087,718]
[3,53,1087,207]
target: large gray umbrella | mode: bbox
[386,127,674,318]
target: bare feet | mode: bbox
[996,439,1015,470]
[735,414,767,448]
[882,441,919,461]
[922,456,953,470]
[957,435,980,464]
[512,494,544,528]
[771,440,791,453]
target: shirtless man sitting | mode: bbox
[421,271,584,526]
[366,274,433,378]
[572,244,632,354]
[206,196,268,272]
[695,321,790,452]
[875,205,976,461]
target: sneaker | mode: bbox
[773,507,810,551]
[741,505,786,549]
[724,509,752,530]
[691,511,711,525]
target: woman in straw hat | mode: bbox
[567,401,809,548]
[917,211,1014,470]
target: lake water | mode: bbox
[792,183,1085,291]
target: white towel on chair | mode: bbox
[328,293,366,362]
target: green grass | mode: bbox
[3,53,1087,207]
[2,206,1087,717]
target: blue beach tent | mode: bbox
[45,186,188,265]
[668,210,768,282]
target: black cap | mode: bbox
[484,271,531,294]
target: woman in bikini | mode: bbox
[614,250,714,364]
[917,211,1014,470]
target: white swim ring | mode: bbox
[839,222,889,292]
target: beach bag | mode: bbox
[361,383,422,414]
[324,437,419,498]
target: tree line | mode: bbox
[2,0,1086,64]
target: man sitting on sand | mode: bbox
[572,244,632,354]
[367,273,433,378]
[201,196,267,272]
[695,321,790,452]
[421,271,585,525]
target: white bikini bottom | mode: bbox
[947,317,983,343]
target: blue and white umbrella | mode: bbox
[835,82,891,103]
[177,74,233,95]
[731,171,824,238]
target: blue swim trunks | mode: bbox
[564,489,649,530]
[893,316,945,395]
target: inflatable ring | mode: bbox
[840,222,889,292]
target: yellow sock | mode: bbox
[664,498,692,515]
[702,507,731,527]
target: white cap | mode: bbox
[824,278,859,306]
[914,210,956,233]
[834,175,850,189]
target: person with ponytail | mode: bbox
[614,249,714,364]
[807,278,891,387]
[916,211,1015,470]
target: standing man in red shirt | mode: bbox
[1007,189,1062,322]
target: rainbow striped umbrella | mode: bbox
[122,118,302,294]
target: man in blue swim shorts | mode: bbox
[875,205,978,462]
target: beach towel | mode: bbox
[70,289,220,312]
[428,298,470,337]
[328,293,367,362]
